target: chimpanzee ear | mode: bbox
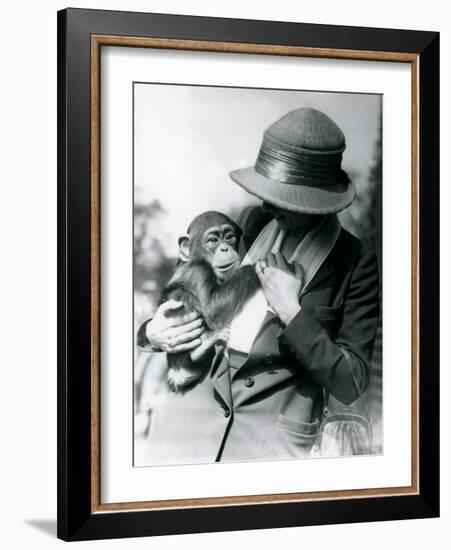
[178,236,190,263]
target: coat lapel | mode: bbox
[301,253,336,298]
[209,345,233,410]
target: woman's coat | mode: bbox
[136,209,380,465]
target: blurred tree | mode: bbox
[338,121,383,453]
[363,119,383,453]
[365,127,383,279]
[134,198,176,309]
[343,119,383,453]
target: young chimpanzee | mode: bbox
[161,211,260,391]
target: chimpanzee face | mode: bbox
[201,223,240,276]
[178,211,242,279]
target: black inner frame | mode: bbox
[57,8,439,541]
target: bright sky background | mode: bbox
[134,84,381,256]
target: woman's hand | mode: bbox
[145,300,205,353]
[256,253,304,326]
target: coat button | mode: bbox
[244,377,254,388]
[223,407,231,418]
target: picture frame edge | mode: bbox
[57,7,440,541]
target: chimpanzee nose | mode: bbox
[219,243,229,252]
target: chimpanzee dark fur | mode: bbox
[162,259,260,391]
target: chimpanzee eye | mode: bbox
[207,236,219,244]
[225,233,236,244]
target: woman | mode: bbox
[137,108,380,465]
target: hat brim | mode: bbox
[230,167,355,215]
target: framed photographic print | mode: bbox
[57,8,439,541]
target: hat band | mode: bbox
[255,140,347,187]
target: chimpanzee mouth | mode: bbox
[215,260,239,273]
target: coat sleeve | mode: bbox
[136,318,162,352]
[278,242,380,405]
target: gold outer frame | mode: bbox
[90,35,419,514]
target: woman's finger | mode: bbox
[172,326,205,345]
[273,252,284,268]
[274,252,291,272]
[294,262,304,281]
[170,338,202,353]
[169,310,202,327]
[169,317,204,337]
[159,299,184,314]
[266,253,277,268]
[255,261,266,282]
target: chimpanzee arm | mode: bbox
[165,261,218,316]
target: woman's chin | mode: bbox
[275,218,289,231]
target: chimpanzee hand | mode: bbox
[189,326,230,363]
[145,300,205,353]
[256,252,304,326]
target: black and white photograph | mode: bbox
[0,0,444,545]
[133,84,383,467]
